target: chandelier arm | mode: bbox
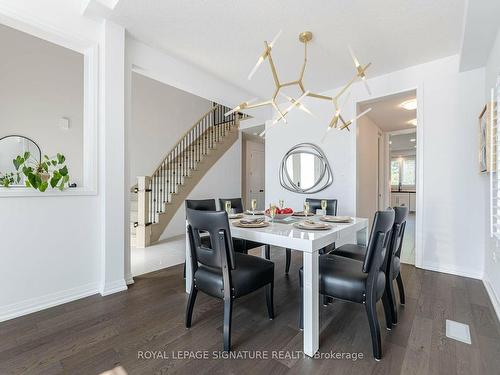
[272,101,287,123]
[265,42,281,87]
[307,92,332,101]
[333,74,358,102]
[245,100,273,110]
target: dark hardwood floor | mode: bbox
[1,248,499,375]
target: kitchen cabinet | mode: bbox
[391,192,416,212]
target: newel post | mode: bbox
[136,176,152,248]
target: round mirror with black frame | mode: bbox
[0,135,41,186]
[279,143,333,194]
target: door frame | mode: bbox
[355,86,424,268]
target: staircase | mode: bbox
[131,104,242,248]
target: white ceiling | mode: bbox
[390,132,417,152]
[110,0,466,98]
[359,90,417,132]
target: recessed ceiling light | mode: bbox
[410,138,416,142]
[400,99,417,110]
[408,118,417,126]
[389,141,392,145]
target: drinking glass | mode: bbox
[321,200,327,212]
[279,199,285,209]
[304,201,310,217]
[225,201,232,215]
[269,204,277,223]
[251,199,257,214]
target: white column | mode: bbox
[303,250,319,357]
[99,20,128,296]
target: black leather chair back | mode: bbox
[218,198,244,213]
[306,198,338,215]
[390,207,408,259]
[362,209,395,274]
[185,199,216,211]
[186,208,236,270]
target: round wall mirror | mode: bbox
[0,135,41,185]
[279,143,333,194]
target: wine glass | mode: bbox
[225,201,232,215]
[304,201,310,217]
[279,199,285,209]
[321,200,327,213]
[269,204,277,223]
[251,199,257,215]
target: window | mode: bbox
[391,157,416,187]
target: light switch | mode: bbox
[59,117,70,130]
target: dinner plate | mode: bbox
[293,221,332,230]
[233,220,269,228]
[292,211,315,217]
[244,210,265,215]
[320,215,353,223]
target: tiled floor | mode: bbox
[131,235,185,276]
[400,213,415,265]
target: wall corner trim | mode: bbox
[100,279,128,296]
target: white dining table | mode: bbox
[185,215,369,357]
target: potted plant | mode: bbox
[0,152,70,192]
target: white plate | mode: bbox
[293,221,332,230]
[320,216,353,223]
[244,210,265,215]
[233,220,269,228]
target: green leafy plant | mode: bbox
[0,152,70,192]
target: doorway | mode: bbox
[242,129,265,210]
[356,89,418,265]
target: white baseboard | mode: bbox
[100,279,128,296]
[420,262,483,280]
[0,282,99,322]
[483,279,500,323]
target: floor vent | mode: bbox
[445,319,471,344]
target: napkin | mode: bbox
[240,217,265,225]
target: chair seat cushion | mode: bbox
[300,254,385,303]
[194,253,274,299]
[332,243,366,261]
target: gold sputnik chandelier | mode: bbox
[225,31,373,136]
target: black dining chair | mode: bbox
[284,198,338,274]
[333,206,408,328]
[219,197,271,260]
[298,209,395,360]
[185,208,275,351]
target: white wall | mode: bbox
[356,115,382,224]
[484,27,500,319]
[0,0,105,321]
[0,23,84,185]
[266,55,486,278]
[130,72,213,186]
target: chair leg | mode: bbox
[396,273,406,305]
[185,285,198,328]
[322,295,330,306]
[266,282,275,319]
[387,277,398,325]
[299,271,303,330]
[285,248,291,274]
[381,291,393,330]
[223,297,233,352]
[183,262,186,279]
[365,298,382,360]
[265,245,270,260]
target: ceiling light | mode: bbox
[410,138,416,142]
[389,141,392,145]
[408,118,417,126]
[226,31,373,135]
[400,99,417,110]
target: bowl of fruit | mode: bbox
[265,207,294,220]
